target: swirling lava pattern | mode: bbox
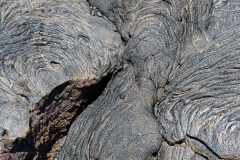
[0,0,240,159]
[0,0,123,142]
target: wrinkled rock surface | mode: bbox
[0,0,239,159]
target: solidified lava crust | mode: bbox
[30,75,112,159]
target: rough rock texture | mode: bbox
[0,0,123,159]
[0,0,240,159]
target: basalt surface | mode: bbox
[0,0,240,159]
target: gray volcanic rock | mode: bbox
[0,0,240,159]
[0,0,123,159]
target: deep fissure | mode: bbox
[30,73,113,159]
[186,134,222,159]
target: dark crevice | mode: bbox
[121,35,128,45]
[128,33,132,39]
[18,94,29,100]
[191,95,214,101]
[29,73,113,159]
[1,129,8,137]
[147,151,158,160]
[162,0,172,7]
[151,151,158,157]
[50,61,60,65]
[186,134,223,159]
[174,138,186,145]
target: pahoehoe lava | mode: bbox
[0,0,240,159]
